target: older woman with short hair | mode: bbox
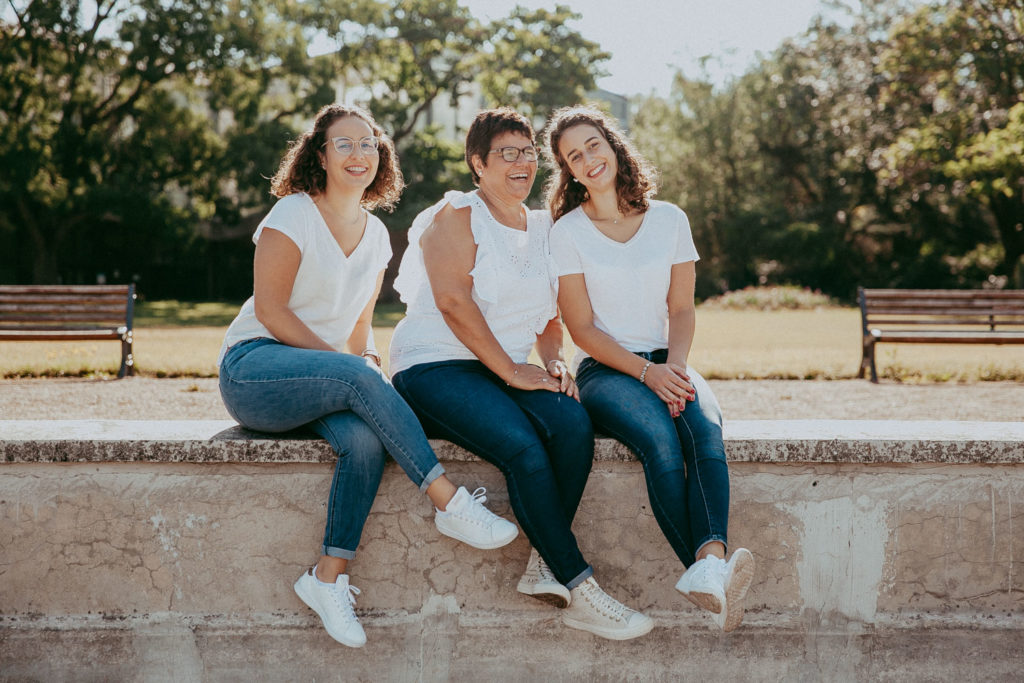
[545,105,755,632]
[390,107,653,641]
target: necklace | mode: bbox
[315,198,362,226]
[586,207,625,224]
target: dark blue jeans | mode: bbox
[576,350,729,568]
[393,359,595,588]
[219,338,445,560]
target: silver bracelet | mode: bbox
[638,361,653,384]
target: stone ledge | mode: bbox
[2,419,1023,464]
[2,611,1023,682]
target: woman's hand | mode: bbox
[507,362,561,393]
[643,363,695,417]
[546,359,580,401]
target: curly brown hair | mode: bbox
[543,105,657,221]
[464,108,535,185]
[270,103,404,211]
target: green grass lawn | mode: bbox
[2,301,1023,381]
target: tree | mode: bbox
[0,0,610,295]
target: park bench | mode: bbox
[0,284,137,377]
[857,287,1024,382]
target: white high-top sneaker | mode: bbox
[561,577,653,640]
[516,548,571,608]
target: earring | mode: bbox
[571,177,580,183]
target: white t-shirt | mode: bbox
[389,190,557,375]
[218,192,392,364]
[549,200,699,371]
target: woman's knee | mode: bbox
[314,414,387,462]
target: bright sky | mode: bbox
[463,0,848,95]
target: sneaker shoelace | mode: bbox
[536,556,558,584]
[455,487,499,528]
[328,582,361,623]
[580,581,629,622]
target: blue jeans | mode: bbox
[219,338,445,560]
[576,350,729,568]
[392,360,595,588]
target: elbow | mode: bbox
[253,299,285,331]
[434,291,468,319]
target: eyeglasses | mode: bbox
[489,145,539,163]
[324,136,380,156]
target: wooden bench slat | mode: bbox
[862,288,1024,299]
[0,285,133,294]
[0,296,132,306]
[0,330,124,340]
[0,315,129,324]
[871,330,1024,343]
[865,317,1024,326]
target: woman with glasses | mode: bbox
[218,104,519,649]
[544,105,755,632]
[389,107,653,641]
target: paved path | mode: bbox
[1,378,1021,422]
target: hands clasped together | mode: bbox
[506,360,580,401]
[642,362,696,418]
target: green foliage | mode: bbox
[699,286,836,311]
[0,0,608,297]
[632,0,1024,298]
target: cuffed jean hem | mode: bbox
[323,545,357,560]
[419,462,446,494]
[694,535,728,559]
[565,565,594,590]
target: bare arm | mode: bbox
[252,228,335,352]
[421,204,556,392]
[557,271,694,414]
[535,313,578,399]
[344,268,386,366]
[665,261,697,369]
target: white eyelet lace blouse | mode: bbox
[389,190,557,375]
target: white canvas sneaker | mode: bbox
[714,548,755,633]
[516,548,571,608]
[561,577,654,640]
[293,568,366,647]
[675,556,726,615]
[434,486,519,549]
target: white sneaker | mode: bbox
[675,556,725,615]
[561,577,653,640]
[434,486,519,549]
[714,548,755,633]
[517,548,571,608]
[293,568,366,647]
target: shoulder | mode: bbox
[527,208,553,228]
[647,201,690,228]
[271,192,314,215]
[552,205,585,230]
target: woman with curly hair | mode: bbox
[544,105,755,632]
[217,104,518,648]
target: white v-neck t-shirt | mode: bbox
[218,192,392,364]
[549,200,699,370]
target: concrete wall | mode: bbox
[2,420,1023,681]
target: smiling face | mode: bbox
[473,130,538,204]
[320,115,380,194]
[557,124,618,197]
